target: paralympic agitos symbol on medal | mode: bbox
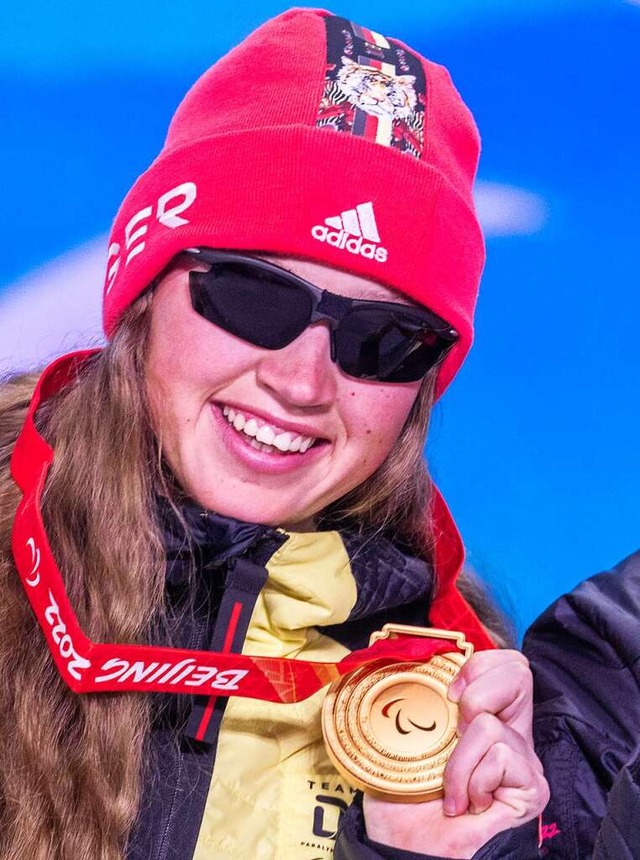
[382,697,436,735]
[322,625,474,802]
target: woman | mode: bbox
[0,9,547,860]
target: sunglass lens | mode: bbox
[335,308,449,382]
[190,262,313,349]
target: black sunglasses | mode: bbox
[186,249,458,383]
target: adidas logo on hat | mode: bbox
[311,202,388,263]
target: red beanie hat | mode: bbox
[103,7,484,397]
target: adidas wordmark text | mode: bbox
[311,202,388,263]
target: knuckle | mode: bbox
[460,650,494,680]
[459,684,496,721]
[471,711,502,740]
[513,667,534,702]
[512,659,533,685]
[503,648,530,668]
[491,741,512,768]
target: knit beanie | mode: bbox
[103,7,484,397]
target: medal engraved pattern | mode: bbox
[322,634,471,803]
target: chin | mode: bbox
[191,494,308,529]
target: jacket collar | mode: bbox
[158,497,283,587]
[158,498,431,619]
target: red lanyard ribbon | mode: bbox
[11,351,488,703]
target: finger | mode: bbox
[443,713,529,816]
[460,662,533,727]
[454,660,534,741]
[467,741,521,814]
[467,743,508,814]
[449,649,529,703]
[493,770,551,820]
[467,743,549,819]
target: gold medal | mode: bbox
[322,625,473,802]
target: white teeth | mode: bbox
[221,406,316,453]
[273,431,294,452]
[244,417,258,438]
[256,425,276,445]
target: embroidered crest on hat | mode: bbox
[317,15,426,158]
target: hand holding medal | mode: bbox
[356,647,550,858]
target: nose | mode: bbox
[256,323,338,408]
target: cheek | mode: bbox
[145,329,212,456]
[146,308,257,412]
[345,384,420,459]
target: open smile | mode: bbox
[221,405,321,455]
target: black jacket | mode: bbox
[126,502,540,859]
[126,502,434,859]
[524,549,640,858]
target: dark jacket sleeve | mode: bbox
[334,793,541,859]
[592,744,640,859]
[523,550,640,859]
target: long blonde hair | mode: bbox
[0,295,166,859]
[0,289,503,858]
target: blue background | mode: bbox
[2,0,638,635]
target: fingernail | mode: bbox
[443,798,457,816]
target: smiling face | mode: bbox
[145,255,422,530]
